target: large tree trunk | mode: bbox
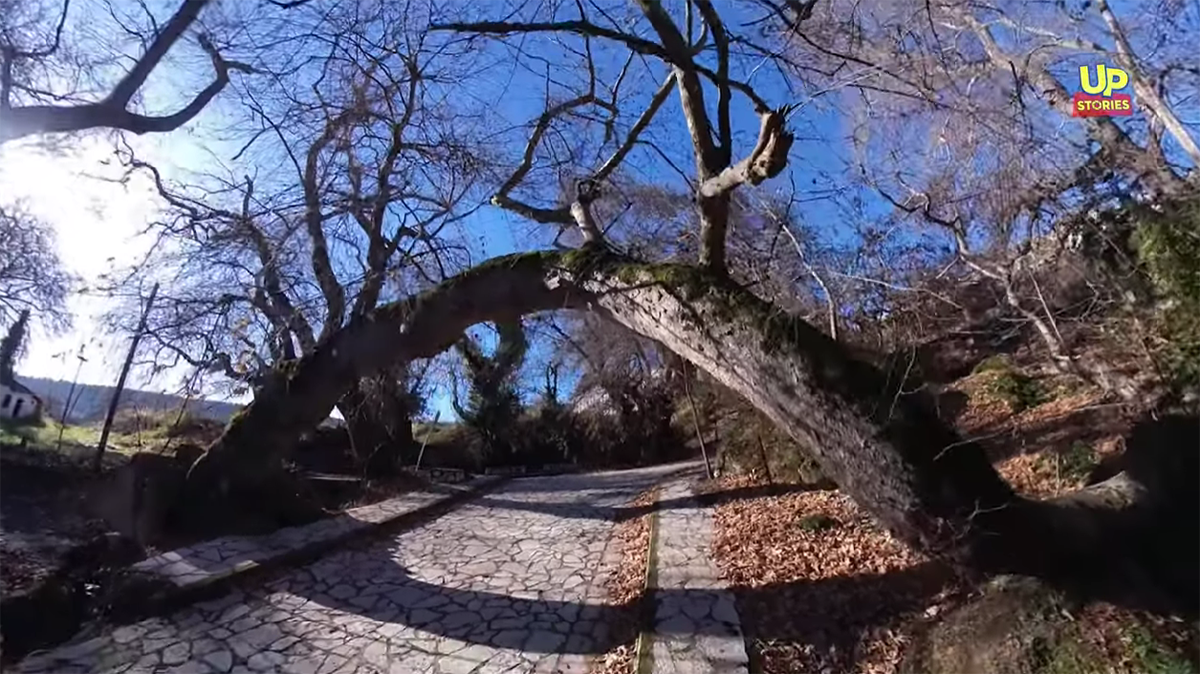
[338,372,417,476]
[193,248,1196,609]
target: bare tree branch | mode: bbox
[0,0,264,143]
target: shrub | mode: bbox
[1134,201,1200,392]
[1122,623,1196,674]
[1058,442,1097,483]
[986,369,1047,413]
[973,354,1013,374]
[1037,441,1097,488]
[454,321,527,466]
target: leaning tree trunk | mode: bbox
[192,248,1195,608]
[338,372,416,476]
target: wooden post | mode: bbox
[682,365,714,479]
[93,283,158,472]
[414,410,441,470]
[56,346,87,451]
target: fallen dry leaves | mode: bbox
[704,368,1169,673]
[946,371,1136,499]
[710,477,955,674]
[0,543,54,597]
[591,486,659,674]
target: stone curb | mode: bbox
[107,474,508,626]
[633,499,661,674]
[642,480,750,674]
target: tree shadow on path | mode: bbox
[466,480,824,523]
[284,546,951,656]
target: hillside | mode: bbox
[14,376,244,425]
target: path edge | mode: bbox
[105,476,508,631]
[633,497,660,674]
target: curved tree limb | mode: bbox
[198,247,1182,601]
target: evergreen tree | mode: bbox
[0,309,30,383]
[452,320,527,465]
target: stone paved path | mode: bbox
[647,481,748,674]
[16,463,694,674]
[129,482,494,591]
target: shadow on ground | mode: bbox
[274,468,936,657]
[466,479,823,523]
[281,550,951,656]
[732,561,953,672]
[967,399,1136,463]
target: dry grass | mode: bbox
[591,486,659,674]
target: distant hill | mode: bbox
[15,376,245,425]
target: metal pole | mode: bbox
[57,346,87,451]
[93,283,158,472]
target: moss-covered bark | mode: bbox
[190,251,580,490]
[193,248,1195,608]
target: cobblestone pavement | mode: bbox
[648,481,748,674]
[16,463,695,674]
[129,481,495,591]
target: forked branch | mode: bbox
[699,107,795,197]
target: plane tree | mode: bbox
[183,0,1192,605]
[0,0,297,144]
[108,4,483,474]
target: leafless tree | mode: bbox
[107,5,484,473]
[737,0,1197,393]
[0,0,307,143]
[0,201,72,331]
[175,1,1195,607]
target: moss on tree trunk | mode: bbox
[192,249,1197,609]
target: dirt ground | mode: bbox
[703,368,1198,674]
[0,458,109,597]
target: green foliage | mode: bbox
[986,369,1047,413]
[520,376,686,469]
[0,308,30,381]
[1032,619,1198,674]
[1031,632,1094,674]
[1059,442,1096,483]
[0,416,108,451]
[453,320,527,466]
[1134,202,1200,391]
[1136,203,1200,305]
[1122,624,1197,674]
[0,417,39,445]
[973,354,1013,374]
[511,367,576,465]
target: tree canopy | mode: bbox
[6,0,1197,610]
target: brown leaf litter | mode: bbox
[948,372,1135,498]
[591,486,659,674]
[706,372,1185,674]
[709,476,956,674]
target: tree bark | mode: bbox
[193,248,1194,604]
[338,374,417,476]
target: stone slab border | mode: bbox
[634,498,661,674]
[105,475,508,628]
[641,480,750,674]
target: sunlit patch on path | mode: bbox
[15,463,694,674]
